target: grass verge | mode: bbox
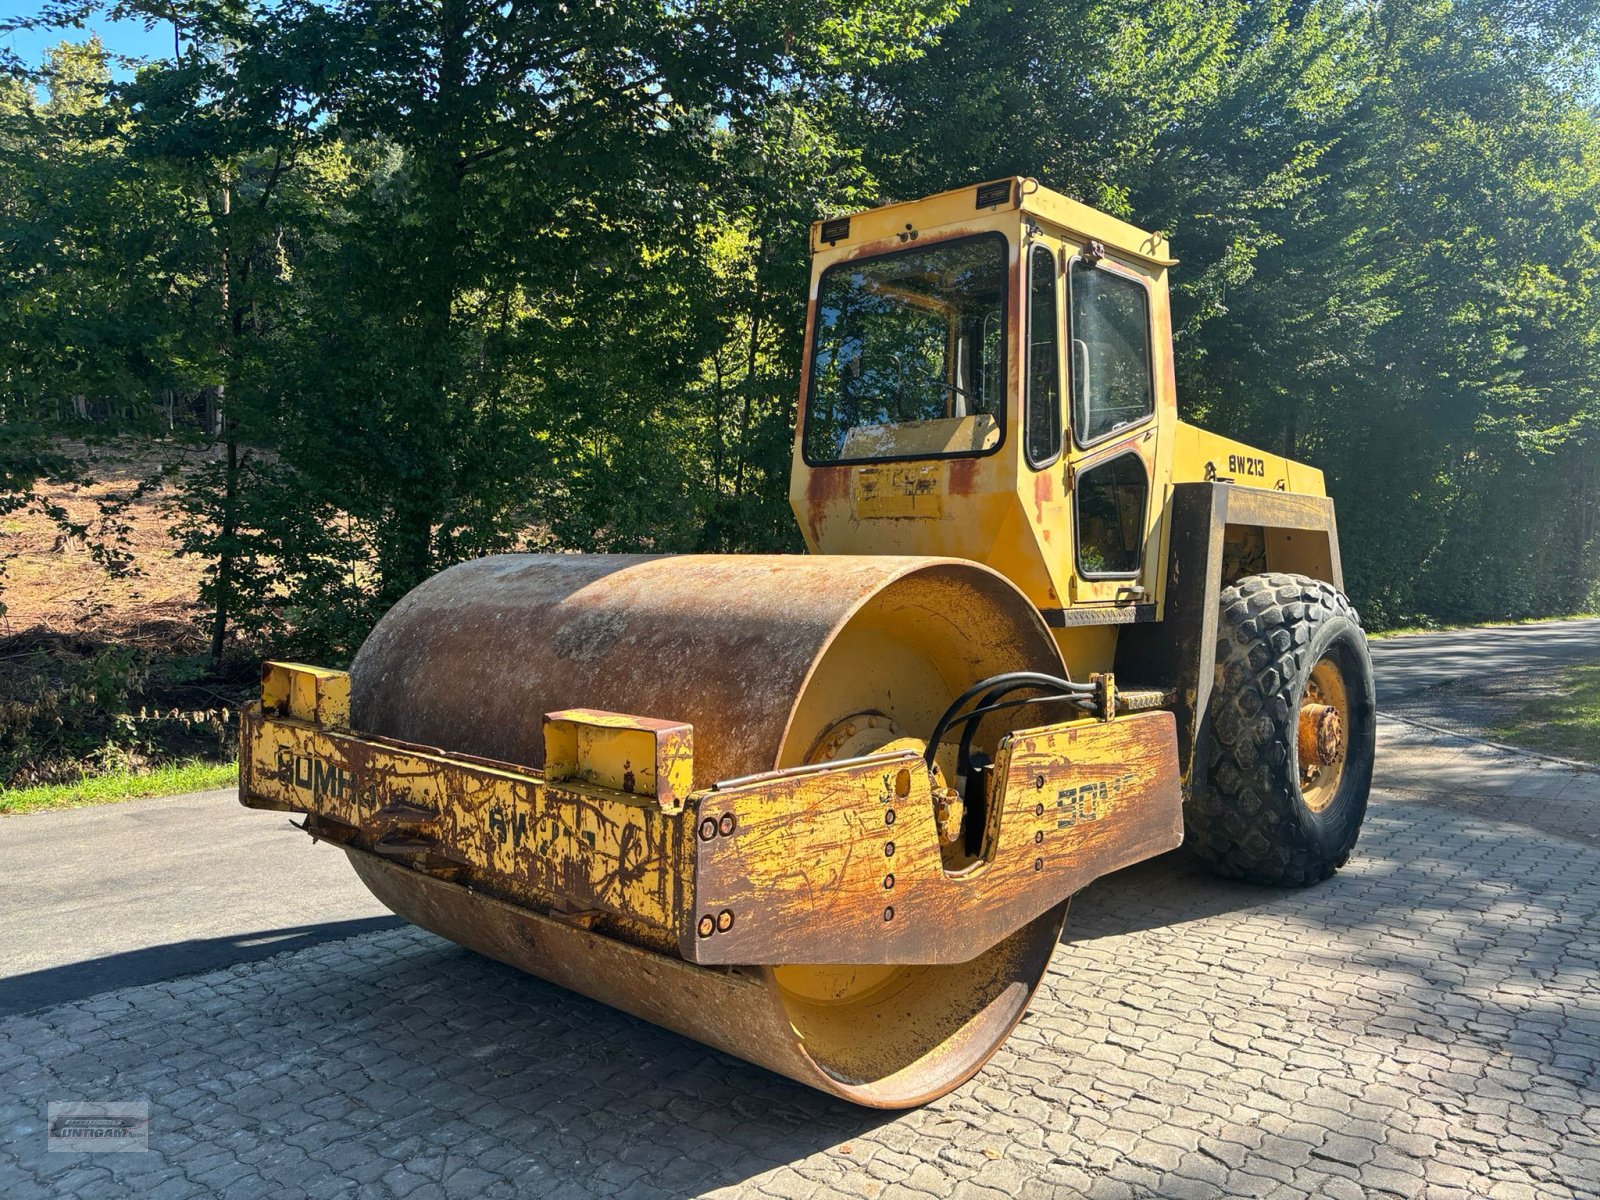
[0,759,238,815]
[1492,665,1600,765]
[1369,613,1598,639]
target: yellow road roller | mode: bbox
[240,177,1376,1107]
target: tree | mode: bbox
[858,0,1600,623]
[4,0,1596,648]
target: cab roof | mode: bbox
[809,177,1176,267]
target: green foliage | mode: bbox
[0,0,1597,666]
[857,0,1600,627]
[0,632,242,788]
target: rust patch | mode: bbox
[1090,430,1149,463]
[803,466,850,544]
[346,553,1059,788]
[805,464,850,505]
[1033,470,1052,524]
[948,459,979,496]
[240,706,685,951]
[688,712,1183,966]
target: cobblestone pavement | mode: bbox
[2,720,1597,1200]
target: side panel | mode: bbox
[241,706,687,946]
[687,711,1183,966]
[1115,482,1343,795]
[1168,421,1328,497]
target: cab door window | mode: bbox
[1024,244,1062,467]
[1069,261,1154,446]
[1075,452,1149,578]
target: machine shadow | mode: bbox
[0,916,407,1018]
[246,935,901,1193]
[1061,846,1288,944]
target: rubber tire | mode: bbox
[1187,572,1376,886]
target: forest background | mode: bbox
[2,0,1597,788]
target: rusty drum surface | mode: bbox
[345,552,1073,1106]
[351,553,1063,785]
[351,852,1069,1108]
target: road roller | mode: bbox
[240,177,1376,1107]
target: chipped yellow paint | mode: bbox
[852,463,945,519]
[790,178,1331,675]
[686,710,1182,966]
[261,662,350,728]
[240,701,1182,967]
[235,178,1356,1109]
[544,709,695,812]
[241,705,684,934]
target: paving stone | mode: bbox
[2,720,1598,1198]
[1312,1133,1377,1168]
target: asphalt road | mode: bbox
[1365,616,1600,702]
[0,791,399,1016]
[1,617,1594,1019]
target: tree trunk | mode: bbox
[208,437,239,665]
[733,307,762,501]
[380,0,471,602]
[210,178,237,667]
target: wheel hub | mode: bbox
[1298,702,1345,772]
[1297,654,1352,812]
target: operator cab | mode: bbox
[790,178,1179,663]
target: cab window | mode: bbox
[1024,245,1062,468]
[1075,452,1149,577]
[803,234,1007,465]
[1069,262,1153,446]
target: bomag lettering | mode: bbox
[274,746,357,801]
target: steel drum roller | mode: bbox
[345,553,1070,1106]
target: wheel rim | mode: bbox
[1298,653,1350,813]
[773,715,921,1012]
[767,644,1064,1104]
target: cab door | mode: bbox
[1065,251,1161,607]
[1017,235,1073,613]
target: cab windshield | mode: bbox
[803,234,1007,464]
